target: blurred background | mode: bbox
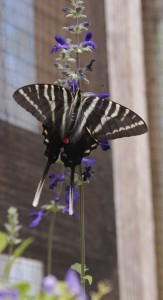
[0,0,162,299]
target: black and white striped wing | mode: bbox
[13,84,72,127]
[80,96,148,141]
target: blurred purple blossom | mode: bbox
[29,211,45,227]
[42,275,58,294]
[48,174,65,189]
[0,289,19,300]
[82,157,96,167]
[65,269,87,300]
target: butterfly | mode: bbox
[13,84,148,214]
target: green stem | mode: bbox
[75,10,85,290]
[47,211,55,275]
[79,164,85,291]
[76,17,80,87]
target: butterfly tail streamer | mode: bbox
[32,160,51,207]
[69,166,75,215]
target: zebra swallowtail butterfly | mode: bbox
[13,84,148,214]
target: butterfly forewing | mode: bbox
[13,84,72,127]
[80,96,148,141]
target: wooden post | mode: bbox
[104,0,158,299]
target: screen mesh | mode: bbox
[0,0,37,131]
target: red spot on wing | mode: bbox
[63,137,70,144]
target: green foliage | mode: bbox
[90,282,112,300]
[3,237,33,277]
[71,262,92,285]
[0,231,8,253]
[4,207,22,247]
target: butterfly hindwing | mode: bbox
[80,96,148,141]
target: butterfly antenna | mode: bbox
[69,167,75,215]
[32,160,51,207]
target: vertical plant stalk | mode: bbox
[79,164,85,291]
[75,10,85,290]
[47,211,55,275]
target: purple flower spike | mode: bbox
[65,269,87,300]
[29,211,44,227]
[82,157,96,167]
[100,140,110,151]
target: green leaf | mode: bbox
[71,262,82,274]
[13,237,33,258]
[71,263,89,275]
[84,275,93,285]
[12,283,31,299]
[0,231,8,253]
[3,237,33,277]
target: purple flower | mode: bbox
[42,275,58,294]
[67,25,75,32]
[82,157,96,167]
[100,140,110,151]
[49,174,65,189]
[0,289,19,300]
[86,59,95,71]
[81,32,96,49]
[65,269,87,300]
[29,211,44,227]
[97,93,110,99]
[54,196,60,202]
[62,7,71,13]
[51,35,69,53]
[82,21,90,28]
[82,167,95,181]
[85,31,93,41]
[68,79,79,94]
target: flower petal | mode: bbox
[55,35,66,45]
[85,31,92,41]
[82,157,96,166]
[100,140,110,151]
